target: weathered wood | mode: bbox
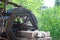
[17,31,37,39]
[36,38,45,40]
[0,0,22,7]
[18,37,28,40]
[45,37,52,40]
[5,12,18,40]
[13,8,38,29]
[0,37,8,40]
[28,38,36,40]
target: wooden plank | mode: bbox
[36,38,45,40]
[45,37,52,40]
[5,13,18,40]
[17,31,37,39]
[18,37,28,40]
[28,38,36,40]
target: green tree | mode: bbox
[55,0,60,6]
[39,6,60,40]
[0,2,4,8]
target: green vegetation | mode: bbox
[55,0,60,6]
[0,2,4,8]
[39,6,60,40]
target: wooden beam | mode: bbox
[0,0,22,7]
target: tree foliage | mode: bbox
[55,0,60,6]
[0,2,4,8]
[39,6,60,40]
